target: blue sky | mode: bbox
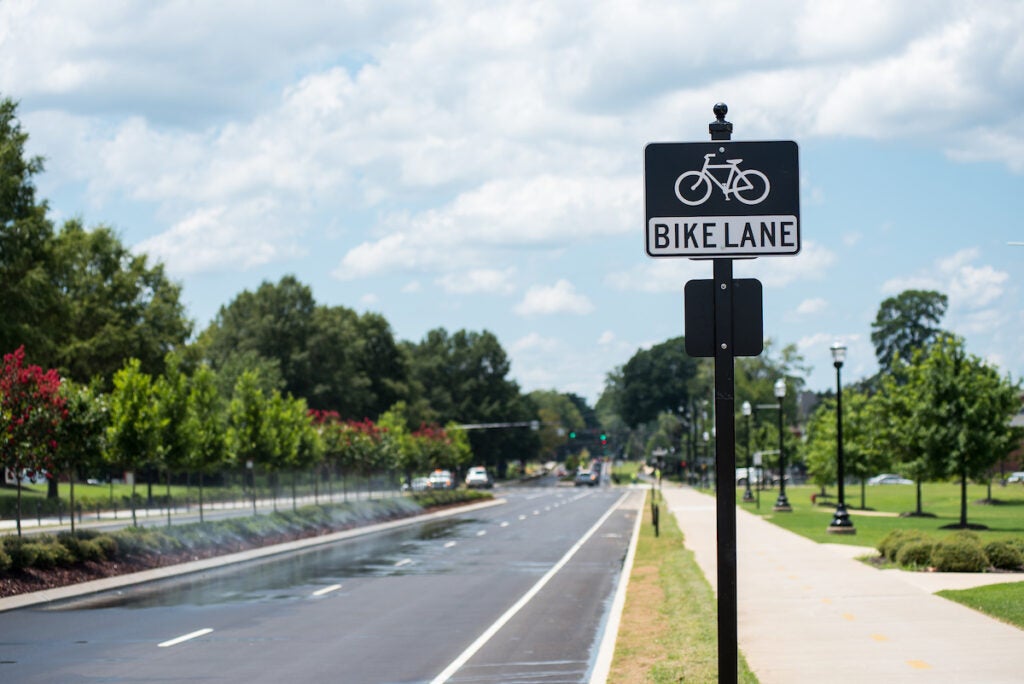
[2,1,1021,404]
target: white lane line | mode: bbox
[518,515,527,521]
[533,510,540,515]
[444,541,457,548]
[500,521,510,528]
[430,491,629,684]
[476,530,487,537]
[158,628,214,648]
[395,558,412,567]
[312,584,342,597]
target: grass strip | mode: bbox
[937,581,1024,629]
[609,490,758,683]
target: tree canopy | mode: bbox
[871,289,948,374]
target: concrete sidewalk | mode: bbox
[662,486,1024,683]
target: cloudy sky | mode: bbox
[2,1,1021,404]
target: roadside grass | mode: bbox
[937,581,1024,629]
[738,482,1024,551]
[610,490,758,683]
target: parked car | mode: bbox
[575,469,599,487]
[1005,472,1024,484]
[403,477,432,492]
[868,473,913,485]
[465,466,493,489]
[428,469,454,489]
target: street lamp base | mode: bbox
[742,490,755,502]
[773,494,792,512]
[828,504,856,534]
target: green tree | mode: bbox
[407,328,535,476]
[870,289,948,374]
[185,364,227,521]
[617,337,700,428]
[912,336,1022,527]
[55,380,107,531]
[51,220,192,386]
[227,369,274,514]
[153,352,195,520]
[106,359,164,525]
[0,98,59,362]
[529,390,585,460]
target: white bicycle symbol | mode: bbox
[674,152,770,206]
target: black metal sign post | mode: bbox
[644,104,800,684]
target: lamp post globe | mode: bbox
[773,379,792,512]
[828,342,855,534]
[741,401,754,502]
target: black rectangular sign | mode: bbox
[645,141,800,258]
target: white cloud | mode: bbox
[401,280,422,293]
[514,279,594,316]
[882,248,1009,310]
[796,298,828,315]
[510,332,561,354]
[436,268,516,295]
[597,330,616,345]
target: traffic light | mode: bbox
[600,432,607,445]
[569,431,576,439]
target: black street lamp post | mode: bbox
[828,342,856,534]
[742,401,754,502]
[773,379,792,512]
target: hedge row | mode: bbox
[0,490,491,575]
[877,529,1024,572]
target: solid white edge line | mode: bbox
[312,583,342,597]
[158,628,214,648]
[430,491,630,684]
[588,490,644,683]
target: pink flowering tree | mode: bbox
[0,346,67,535]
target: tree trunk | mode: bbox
[960,465,968,527]
[915,480,923,515]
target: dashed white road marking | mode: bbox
[444,541,457,548]
[500,521,509,527]
[476,530,487,537]
[312,584,342,597]
[158,628,213,648]
[395,558,412,567]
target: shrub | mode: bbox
[931,538,989,572]
[895,540,934,569]
[878,529,926,562]
[94,535,119,559]
[984,541,1024,570]
[0,546,10,573]
[27,541,75,569]
[3,537,39,570]
[58,532,107,563]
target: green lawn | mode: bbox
[610,490,758,683]
[938,582,1024,629]
[738,482,1024,550]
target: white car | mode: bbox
[1005,472,1024,484]
[465,466,493,489]
[428,469,454,489]
[868,473,913,485]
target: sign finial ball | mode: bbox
[713,103,728,121]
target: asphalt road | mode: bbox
[0,483,641,683]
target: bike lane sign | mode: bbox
[644,140,800,258]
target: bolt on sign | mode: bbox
[644,141,800,258]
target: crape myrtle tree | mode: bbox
[0,346,67,536]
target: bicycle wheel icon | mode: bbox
[674,171,712,206]
[733,169,770,205]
